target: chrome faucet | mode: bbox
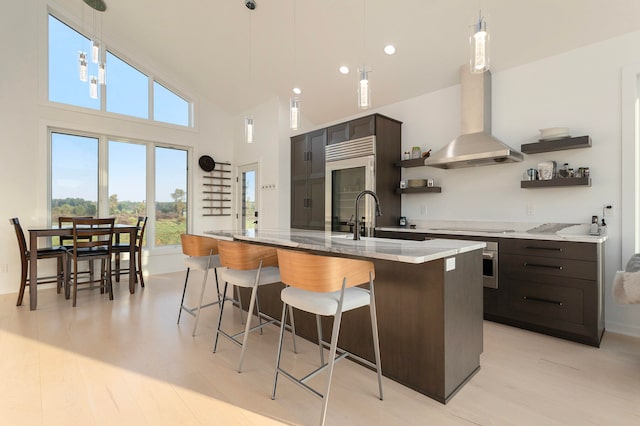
[353,190,383,240]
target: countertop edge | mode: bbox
[203,229,485,264]
[376,226,608,243]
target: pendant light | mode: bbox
[78,0,107,97]
[244,1,255,143]
[357,0,371,110]
[289,0,301,131]
[290,97,300,130]
[470,10,489,73]
[357,67,371,110]
[245,117,254,143]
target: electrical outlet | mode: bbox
[526,203,535,216]
[603,204,614,216]
[420,205,428,216]
[0,264,8,273]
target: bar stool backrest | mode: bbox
[180,234,219,257]
[217,240,278,271]
[276,249,375,293]
[9,218,28,258]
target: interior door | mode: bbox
[237,163,259,231]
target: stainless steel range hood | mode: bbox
[424,65,523,169]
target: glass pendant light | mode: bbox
[470,11,489,73]
[91,40,100,63]
[245,117,254,143]
[98,63,106,85]
[78,52,88,82]
[89,75,98,99]
[357,67,371,110]
[290,97,300,131]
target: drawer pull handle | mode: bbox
[523,262,563,270]
[523,296,563,306]
[523,246,563,252]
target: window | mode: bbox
[154,81,190,126]
[50,130,189,248]
[51,132,98,222]
[48,15,100,109]
[48,12,192,127]
[108,140,147,226]
[155,147,188,246]
[106,52,149,119]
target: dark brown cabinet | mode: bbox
[375,230,605,347]
[497,238,604,347]
[291,129,326,230]
[292,114,402,230]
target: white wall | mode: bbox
[373,31,640,337]
[0,0,234,294]
[3,1,639,337]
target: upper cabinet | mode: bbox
[327,115,377,145]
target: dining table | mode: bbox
[27,224,139,310]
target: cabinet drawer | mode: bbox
[500,238,596,261]
[508,279,584,325]
[501,253,596,280]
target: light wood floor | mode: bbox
[1,271,639,425]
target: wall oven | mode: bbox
[325,136,376,235]
[483,241,498,289]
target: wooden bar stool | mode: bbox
[177,234,225,336]
[272,249,383,426]
[213,240,297,373]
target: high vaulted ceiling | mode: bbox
[56,0,640,126]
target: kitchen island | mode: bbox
[204,228,485,403]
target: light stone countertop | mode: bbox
[203,228,485,264]
[377,220,608,243]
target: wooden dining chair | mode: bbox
[66,217,115,307]
[272,249,383,426]
[58,215,93,247]
[9,218,67,306]
[112,216,147,288]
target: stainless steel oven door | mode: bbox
[482,241,498,289]
[325,155,376,233]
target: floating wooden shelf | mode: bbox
[395,158,427,168]
[520,177,591,188]
[396,186,442,194]
[520,135,591,154]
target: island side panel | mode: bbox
[236,248,483,404]
[443,249,483,400]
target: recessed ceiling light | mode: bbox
[292,87,302,95]
[384,45,396,55]
[339,65,350,74]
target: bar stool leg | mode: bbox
[177,268,191,324]
[213,282,229,353]
[192,267,211,336]
[288,305,297,354]
[369,276,384,400]
[316,314,325,365]
[237,274,261,373]
[271,302,289,400]
[321,309,344,425]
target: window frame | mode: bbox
[48,127,192,250]
[46,8,196,130]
